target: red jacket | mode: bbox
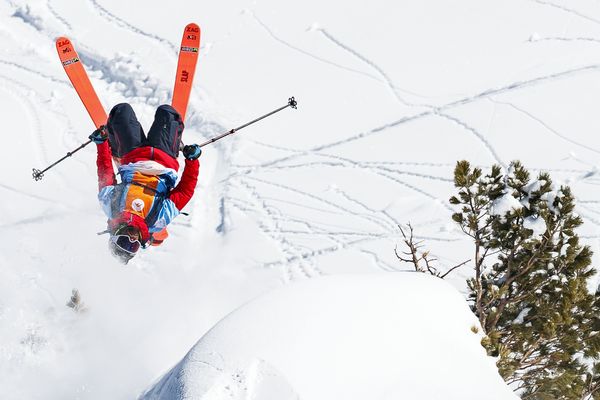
[96,141,199,211]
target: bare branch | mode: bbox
[396,223,465,279]
[440,259,470,279]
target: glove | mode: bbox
[89,126,108,144]
[183,144,202,160]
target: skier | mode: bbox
[89,103,202,264]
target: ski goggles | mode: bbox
[110,234,141,254]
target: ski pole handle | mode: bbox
[32,139,93,181]
[197,96,298,148]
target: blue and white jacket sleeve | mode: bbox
[98,185,115,218]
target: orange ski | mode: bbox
[171,23,201,122]
[56,37,107,129]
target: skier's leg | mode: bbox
[146,104,183,158]
[106,103,146,158]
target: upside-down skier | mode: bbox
[89,103,202,264]
[30,23,296,265]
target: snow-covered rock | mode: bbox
[141,273,517,400]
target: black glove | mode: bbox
[183,144,202,160]
[89,126,108,144]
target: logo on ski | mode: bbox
[57,39,71,48]
[186,26,199,33]
[62,57,80,66]
[180,46,198,53]
[186,34,197,40]
[180,70,189,82]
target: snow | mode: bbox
[140,273,518,400]
[523,215,548,237]
[542,191,559,214]
[0,0,599,398]
[491,192,523,218]
[513,307,531,325]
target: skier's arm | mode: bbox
[96,141,116,191]
[169,159,200,210]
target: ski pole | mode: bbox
[197,96,298,148]
[32,139,93,181]
[33,97,298,180]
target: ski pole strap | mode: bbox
[33,139,93,181]
[198,97,298,148]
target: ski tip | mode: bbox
[55,37,73,50]
[184,22,201,36]
[55,36,70,46]
[56,36,78,62]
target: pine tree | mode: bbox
[449,160,600,399]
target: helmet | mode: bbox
[108,224,142,264]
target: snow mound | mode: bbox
[140,273,517,400]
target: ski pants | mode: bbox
[106,103,184,158]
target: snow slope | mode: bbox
[141,274,518,400]
[0,0,599,398]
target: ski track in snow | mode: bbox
[530,0,600,26]
[233,181,320,280]
[330,188,400,232]
[235,177,384,275]
[0,182,64,205]
[0,59,70,87]
[0,74,46,163]
[244,175,396,233]
[260,234,400,270]
[0,58,89,156]
[230,166,461,276]
[248,10,383,83]
[360,248,401,272]
[230,167,422,277]
[46,0,73,31]
[318,153,454,183]
[0,57,99,193]
[531,36,600,45]
[232,153,454,184]
[316,27,432,108]
[492,99,600,155]
[0,211,71,229]
[253,10,434,107]
[86,0,179,54]
[373,169,453,210]
[435,111,506,167]
[577,209,600,227]
[233,63,600,178]
[580,203,600,218]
